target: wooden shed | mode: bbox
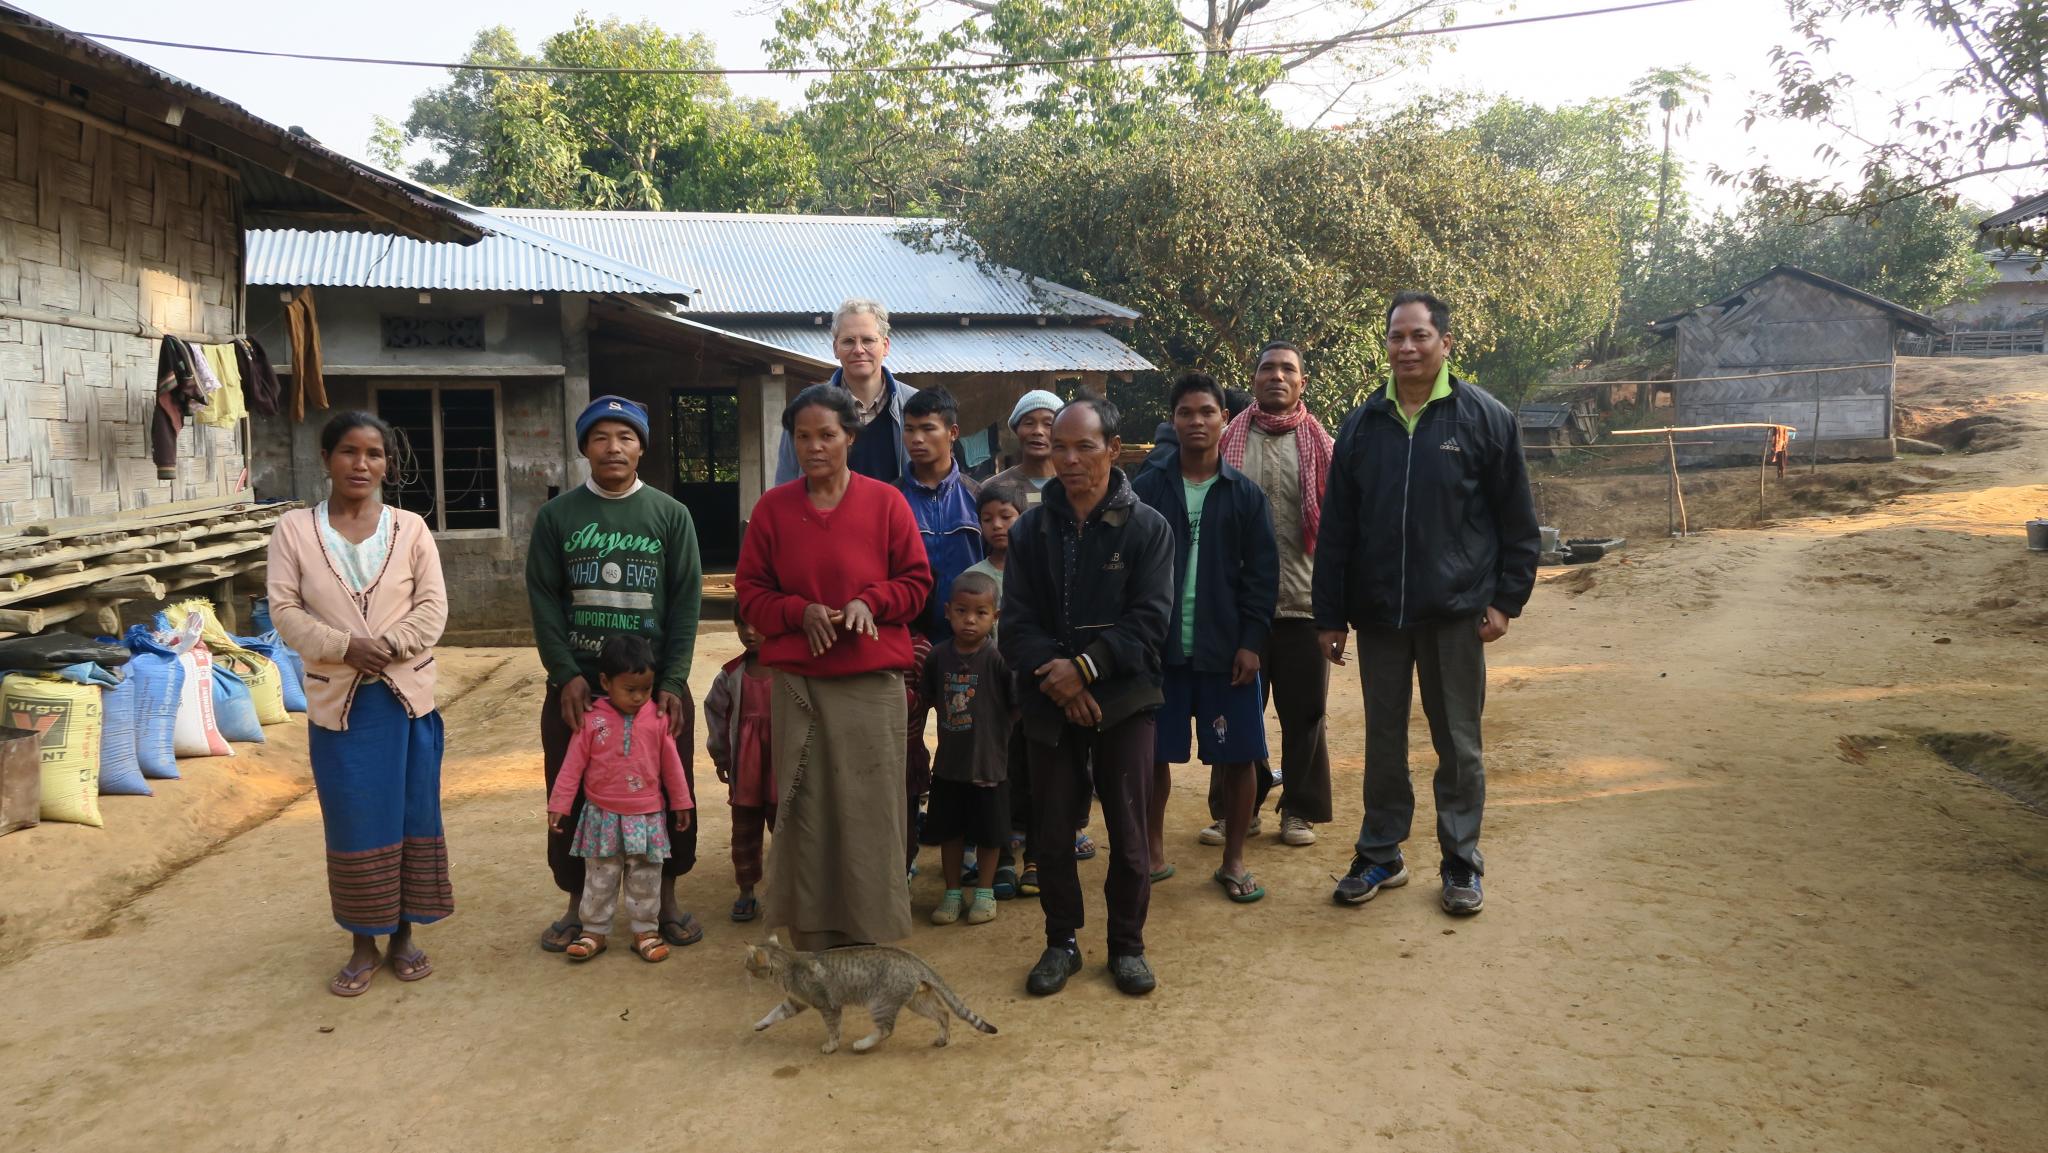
[1517,400,1600,456]
[1648,265,1938,463]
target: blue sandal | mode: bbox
[731,895,759,922]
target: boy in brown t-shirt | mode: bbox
[920,570,1013,926]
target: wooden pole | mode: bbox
[1812,376,1822,475]
[1759,437,1769,523]
[1666,431,1688,537]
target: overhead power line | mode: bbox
[65,0,1699,78]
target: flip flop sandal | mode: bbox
[1214,868,1266,904]
[329,958,378,998]
[993,866,1019,900]
[1018,865,1041,897]
[659,915,704,947]
[389,949,434,982]
[1073,834,1097,861]
[1150,863,1177,883]
[540,918,582,954]
[633,933,671,963]
[731,896,760,922]
[566,935,608,961]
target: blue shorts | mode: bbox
[1155,666,1269,765]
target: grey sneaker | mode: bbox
[1279,813,1316,846]
[1333,854,1408,905]
[1198,816,1262,846]
[1441,867,1484,915]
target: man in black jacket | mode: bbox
[1001,396,1175,997]
[1132,373,1279,903]
[1313,292,1540,917]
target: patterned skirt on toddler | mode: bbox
[570,803,672,863]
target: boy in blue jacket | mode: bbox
[899,385,984,875]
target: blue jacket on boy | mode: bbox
[896,462,983,641]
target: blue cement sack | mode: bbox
[122,626,184,779]
[241,632,307,714]
[209,660,265,745]
[96,668,151,796]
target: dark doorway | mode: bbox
[671,390,742,567]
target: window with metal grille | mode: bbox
[381,315,485,350]
[372,385,504,534]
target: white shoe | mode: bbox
[1280,814,1317,846]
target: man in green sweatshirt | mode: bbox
[529,395,704,952]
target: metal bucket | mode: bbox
[2028,520,2048,552]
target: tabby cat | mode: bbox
[744,936,999,1054]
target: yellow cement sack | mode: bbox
[162,599,287,726]
[3,673,104,827]
[214,648,288,727]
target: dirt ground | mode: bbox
[2,358,2045,1152]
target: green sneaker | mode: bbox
[967,888,997,924]
[931,889,964,926]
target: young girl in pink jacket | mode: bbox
[547,634,694,963]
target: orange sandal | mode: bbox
[566,934,607,961]
[633,932,670,963]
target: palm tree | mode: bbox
[1629,66,1712,265]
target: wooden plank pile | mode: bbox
[0,495,296,638]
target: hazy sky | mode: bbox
[41,0,2031,216]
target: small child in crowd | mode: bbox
[547,634,694,963]
[965,483,1029,897]
[921,571,1013,926]
[705,616,776,923]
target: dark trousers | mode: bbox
[543,680,698,896]
[1353,618,1486,874]
[731,804,777,891]
[1209,618,1332,822]
[1008,720,1093,864]
[1030,713,1154,956]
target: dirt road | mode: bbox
[2,360,2043,1152]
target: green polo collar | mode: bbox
[1386,362,1454,435]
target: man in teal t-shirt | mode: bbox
[529,395,704,953]
[1130,373,1279,904]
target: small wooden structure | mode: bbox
[1648,266,1938,464]
[1517,400,1600,456]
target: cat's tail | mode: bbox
[925,978,999,1035]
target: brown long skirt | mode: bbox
[762,669,912,949]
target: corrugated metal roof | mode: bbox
[1982,192,2048,230]
[716,323,1153,375]
[493,209,1139,320]
[245,215,695,298]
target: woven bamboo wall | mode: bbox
[0,92,245,527]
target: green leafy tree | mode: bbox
[401,26,535,193]
[1677,192,1995,314]
[764,0,1449,214]
[1726,0,2047,256]
[386,18,818,210]
[945,113,1622,421]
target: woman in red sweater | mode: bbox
[736,385,932,949]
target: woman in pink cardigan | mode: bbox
[267,411,452,998]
